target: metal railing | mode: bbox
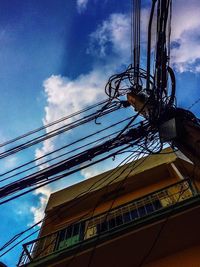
[18,179,197,266]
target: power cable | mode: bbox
[86,150,149,267]
[30,149,145,263]
[64,148,148,267]
[187,97,200,111]
[0,121,150,202]
[1,141,145,259]
[86,140,164,267]
[0,139,143,205]
[1,132,162,260]
[0,103,121,160]
[0,99,152,257]
[0,116,135,183]
[0,99,109,148]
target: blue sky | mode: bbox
[0,0,200,266]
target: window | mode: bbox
[56,222,85,251]
[55,187,176,250]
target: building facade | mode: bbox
[18,148,200,267]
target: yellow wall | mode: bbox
[31,149,200,267]
[45,148,178,213]
[41,168,179,236]
[81,175,177,219]
[40,148,197,238]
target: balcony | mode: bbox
[18,179,199,266]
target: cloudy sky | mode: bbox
[0,0,200,266]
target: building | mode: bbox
[18,148,200,267]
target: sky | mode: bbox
[0,0,200,266]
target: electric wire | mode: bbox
[187,97,200,111]
[0,95,152,255]
[1,128,162,260]
[0,120,149,202]
[0,141,145,258]
[0,0,178,264]
[0,116,135,183]
[1,148,139,257]
[31,148,145,262]
[2,125,149,255]
[0,137,144,205]
[0,102,121,160]
[64,147,149,267]
[0,1,200,267]
[0,99,109,148]
[86,150,149,267]
[86,139,164,267]
[0,128,124,183]
[0,102,149,202]
[16,141,171,266]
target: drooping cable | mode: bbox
[0,99,109,148]
[86,149,150,267]
[0,102,121,160]
[63,148,149,267]
[0,103,153,255]
[0,116,135,183]
[1,140,146,258]
[86,139,164,267]
[0,122,150,203]
[26,148,146,263]
[0,129,164,260]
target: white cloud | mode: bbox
[31,70,108,223]
[86,4,200,73]
[81,159,114,179]
[3,156,17,169]
[87,10,149,67]
[170,0,200,72]
[35,70,106,164]
[0,132,19,174]
[35,139,55,169]
[77,0,88,13]
[86,2,200,74]
[80,156,126,180]
[87,13,130,63]
[30,186,53,224]
[43,72,105,126]
[30,177,86,224]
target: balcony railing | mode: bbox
[18,179,198,266]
